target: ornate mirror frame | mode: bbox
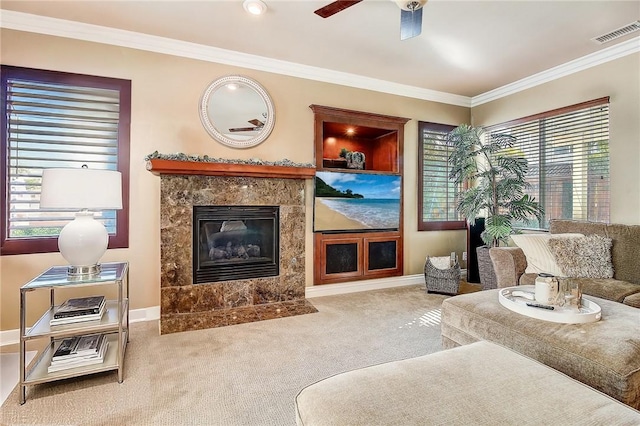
[199,75,276,149]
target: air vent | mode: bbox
[592,21,640,44]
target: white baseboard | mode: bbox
[305,273,425,298]
[130,305,161,323]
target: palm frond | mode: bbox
[447,124,544,247]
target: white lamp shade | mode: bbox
[40,168,123,210]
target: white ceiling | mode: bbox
[2,0,639,104]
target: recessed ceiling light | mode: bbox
[243,0,267,16]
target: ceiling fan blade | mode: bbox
[400,7,423,40]
[314,0,363,18]
[229,127,258,132]
[248,118,264,127]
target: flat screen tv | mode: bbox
[314,171,401,232]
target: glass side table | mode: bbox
[19,262,129,404]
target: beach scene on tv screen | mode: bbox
[314,171,400,232]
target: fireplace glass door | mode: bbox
[193,205,279,283]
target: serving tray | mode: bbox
[498,285,601,324]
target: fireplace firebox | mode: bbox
[193,205,279,283]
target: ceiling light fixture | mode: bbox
[243,0,267,16]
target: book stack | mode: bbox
[50,296,106,326]
[48,333,109,373]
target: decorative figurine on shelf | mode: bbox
[346,151,365,170]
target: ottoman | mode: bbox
[441,289,640,409]
[295,341,640,425]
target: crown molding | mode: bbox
[2,11,638,109]
[471,36,640,107]
[0,10,471,107]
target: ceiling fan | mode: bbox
[314,0,427,40]
[229,118,265,133]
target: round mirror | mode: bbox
[199,75,275,149]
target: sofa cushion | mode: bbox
[605,223,640,285]
[510,233,583,276]
[519,272,537,286]
[549,219,608,236]
[573,278,640,303]
[622,291,640,308]
[295,341,640,425]
[548,234,614,278]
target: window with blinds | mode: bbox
[418,122,465,231]
[486,98,610,229]
[1,66,131,255]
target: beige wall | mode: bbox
[3,30,636,333]
[472,53,640,225]
[0,29,470,331]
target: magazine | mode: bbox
[50,302,106,326]
[52,334,105,361]
[51,336,80,358]
[49,334,109,373]
[54,296,105,319]
[48,341,109,373]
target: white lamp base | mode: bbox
[58,210,109,277]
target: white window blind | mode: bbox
[419,122,464,230]
[6,78,121,239]
[487,98,609,229]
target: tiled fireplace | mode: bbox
[150,157,317,334]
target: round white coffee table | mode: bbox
[498,285,602,324]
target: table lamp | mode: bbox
[40,166,123,277]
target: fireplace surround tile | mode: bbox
[160,284,226,314]
[223,281,252,308]
[160,174,316,334]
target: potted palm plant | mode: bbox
[447,124,544,289]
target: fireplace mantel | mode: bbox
[146,159,315,179]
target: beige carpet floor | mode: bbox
[0,284,475,425]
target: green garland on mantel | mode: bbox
[144,151,314,168]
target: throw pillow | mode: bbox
[548,235,614,279]
[510,233,584,276]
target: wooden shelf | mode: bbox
[310,105,408,285]
[310,104,409,174]
[146,159,316,179]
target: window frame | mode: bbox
[418,121,467,231]
[1,65,131,256]
[485,97,610,230]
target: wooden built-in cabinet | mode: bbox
[310,105,409,285]
[314,232,403,285]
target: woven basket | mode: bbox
[424,256,461,295]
